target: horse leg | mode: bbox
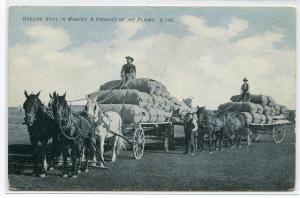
[84,145,89,173]
[111,136,117,162]
[209,130,212,153]
[77,148,82,174]
[216,133,220,151]
[31,139,40,177]
[200,133,205,152]
[71,143,79,178]
[234,133,238,148]
[62,145,69,178]
[48,137,55,171]
[238,132,242,148]
[39,140,48,177]
[96,134,106,167]
[55,139,63,167]
[194,133,198,152]
[230,132,235,149]
[220,130,224,151]
[215,133,219,151]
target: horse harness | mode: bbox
[58,112,85,140]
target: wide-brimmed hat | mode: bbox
[183,97,193,108]
[125,56,134,62]
[243,78,248,82]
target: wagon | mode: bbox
[120,121,175,159]
[248,120,291,144]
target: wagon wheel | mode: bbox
[164,125,175,151]
[133,126,145,159]
[272,125,285,144]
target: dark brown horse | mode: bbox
[23,90,60,177]
[224,112,248,148]
[197,106,249,150]
[51,92,96,178]
[196,106,227,152]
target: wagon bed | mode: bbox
[120,121,174,159]
[248,120,291,144]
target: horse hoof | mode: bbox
[239,145,242,148]
[85,169,89,173]
[62,174,68,178]
[39,173,46,178]
[49,167,54,171]
[72,175,78,179]
[209,151,213,154]
[77,170,81,174]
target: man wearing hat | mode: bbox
[121,56,136,81]
[184,112,198,155]
[240,78,250,102]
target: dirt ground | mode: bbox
[8,124,295,191]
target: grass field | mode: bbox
[7,107,295,191]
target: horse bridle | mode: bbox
[24,98,40,125]
[54,102,84,140]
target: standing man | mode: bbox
[240,78,250,102]
[121,56,136,81]
[184,112,198,155]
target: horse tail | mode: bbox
[116,116,126,156]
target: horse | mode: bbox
[51,92,96,178]
[23,90,60,177]
[196,106,227,153]
[224,112,248,148]
[85,98,126,167]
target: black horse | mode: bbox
[23,90,60,177]
[196,106,227,152]
[51,92,96,178]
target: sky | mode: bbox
[8,6,296,109]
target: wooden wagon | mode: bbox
[248,120,291,144]
[120,121,175,159]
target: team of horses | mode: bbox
[195,106,249,153]
[23,90,125,178]
[22,91,249,178]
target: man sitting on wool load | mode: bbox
[240,78,250,102]
[121,56,136,81]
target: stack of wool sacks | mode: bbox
[218,94,289,124]
[88,78,180,125]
